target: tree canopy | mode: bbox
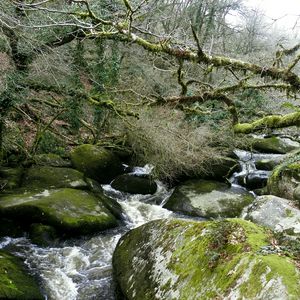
[0,0,300,158]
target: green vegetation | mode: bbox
[0,250,43,299]
[113,218,300,299]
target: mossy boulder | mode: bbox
[111,174,157,195]
[21,166,88,191]
[252,136,300,154]
[0,250,43,299]
[255,156,284,171]
[245,195,300,236]
[29,223,58,247]
[267,160,300,200]
[203,156,239,180]
[0,167,24,192]
[33,153,71,167]
[0,188,119,236]
[70,144,123,183]
[113,218,300,300]
[163,179,254,218]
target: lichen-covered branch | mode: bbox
[233,111,300,133]
[162,92,239,125]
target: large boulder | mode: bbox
[245,195,300,236]
[252,136,300,154]
[113,218,300,300]
[21,166,88,191]
[0,250,43,299]
[267,159,300,200]
[203,156,239,180]
[70,144,123,183]
[255,156,284,171]
[163,179,254,218]
[111,174,157,195]
[0,188,119,236]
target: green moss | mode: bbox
[164,180,254,218]
[114,218,300,299]
[21,166,88,191]
[70,144,122,183]
[0,250,43,299]
[262,254,300,297]
[0,188,118,235]
[267,151,300,198]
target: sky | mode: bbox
[245,0,300,30]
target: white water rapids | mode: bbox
[0,166,174,300]
[0,153,281,299]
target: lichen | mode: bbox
[113,218,300,300]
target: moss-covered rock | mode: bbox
[111,174,157,195]
[113,218,300,300]
[203,156,239,180]
[255,157,284,171]
[0,188,118,236]
[29,223,58,247]
[0,250,43,299]
[33,153,71,167]
[0,167,24,192]
[21,166,88,191]
[267,159,300,200]
[163,179,254,218]
[70,144,123,184]
[245,195,300,236]
[252,136,300,154]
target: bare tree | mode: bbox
[0,0,300,134]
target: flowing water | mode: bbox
[0,165,174,300]
[0,155,282,299]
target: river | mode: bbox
[0,152,282,299]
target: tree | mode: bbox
[0,0,300,137]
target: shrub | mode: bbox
[125,107,224,183]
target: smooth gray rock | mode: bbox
[163,179,254,218]
[245,195,300,236]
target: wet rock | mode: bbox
[70,144,123,183]
[0,188,119,236]
[33,153,71,167]
[237,170,270,189]
[85,178,123,219]
[255,157,284,171]
[113,218,300,300]
[0,250,43,299]
[203,156,239,180]
[29,223,57,247]
[21,166,88,191]
[252,136,300,154]
[163,179,254,218]
[111,174,157,195]
[245,195,300,236]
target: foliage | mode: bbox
[35,131,66,156]
[125,107,222,182]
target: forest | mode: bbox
[0,0,300,299]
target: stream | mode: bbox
[0,152,283,299]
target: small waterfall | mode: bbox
[0,165,174,300]
[231,149,284,190]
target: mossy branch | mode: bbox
[233,111,300,133]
